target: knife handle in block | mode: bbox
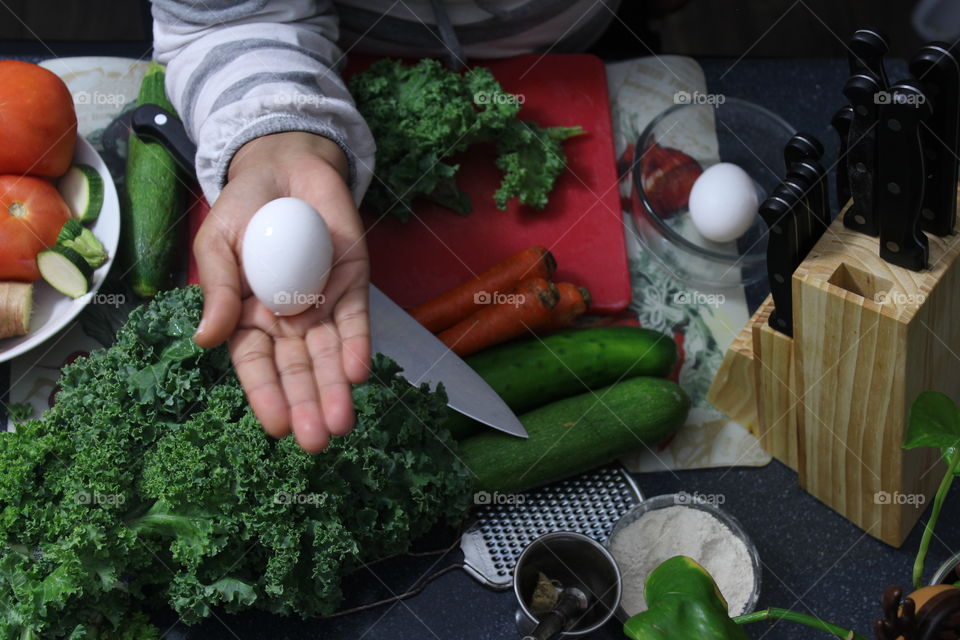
[760,192,802,336]
[831,106,854,208]
[843,72,883,237]
[787,160,830,250]
[778,175,816,263]
[909,43,960,237]
[877,81,932,271]
[848,28,890,89]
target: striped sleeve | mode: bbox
[150,0,375,206]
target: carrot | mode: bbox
[0,282,32,338]
[438,277,559,357]
[542,282,590,332]
[409,246,557,332]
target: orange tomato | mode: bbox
[0,60,77,177]
[0,175,72,281]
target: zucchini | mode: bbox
[37,246,92,298]
[459,376,690,493]
[120,62,185,298]
[58,164,104,223]
[447,327,678,439]
[57,219,108,268]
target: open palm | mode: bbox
[192,132,370,452]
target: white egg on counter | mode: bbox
[241,197,334,316]
[687,162,759,243]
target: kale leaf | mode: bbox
[0,286,472,638]
[350,58,582,220]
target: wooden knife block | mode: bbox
[708,199,960,547]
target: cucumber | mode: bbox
[446,327,678,439]
[37,246,93,298]
[58,164,104,223]
[458,376,690,494]
[121,62,185,298]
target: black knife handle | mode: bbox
[761,191,803,336]
[832,105,854,207]
[784,132,824,166]
[788,161,830,250]
[909,43,960,237]
[877,81,932,271]
[783,133,829,228]
[849,28,890,89]
[775,178,811,256]
[130,104,199,176]
[843,72,883,236]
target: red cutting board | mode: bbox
[349,53,629,314]
[189,54,629,313]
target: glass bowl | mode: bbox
[605,493,762,619]
[931,551,960,585]
[629,98,796,288]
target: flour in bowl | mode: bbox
[609,504,756,617]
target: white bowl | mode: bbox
[0,136,120,363]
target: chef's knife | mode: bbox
[909,42,960,237]
[831,106,854,207]
[877,81,932,271]
[848,28,890,89]
[761,189,803,336]
[369,285,527,437]
[106,105,528,437]
[843,72,883,236]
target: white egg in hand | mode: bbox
[687,162,759,243]
[242,197,334,316]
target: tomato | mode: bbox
[0,60,77,177]
[0,175,72,281]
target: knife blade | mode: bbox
[831,105,854,207]
[849,28,890,89]
[909,42,960,237]
[761,188,803,336]
[842,72,883,236]
[877,81,932,271]
[369,285,528,438]
[106,105,528,437]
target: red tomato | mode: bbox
[0,175,72,281]
[0,60,77,177]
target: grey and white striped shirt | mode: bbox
[151,0,619,205]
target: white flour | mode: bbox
[609,505,755,617]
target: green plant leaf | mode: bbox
[623,556,749,640]
[904,392,960,450]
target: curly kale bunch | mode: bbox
[350,58,582,220]
[0,286,473,639]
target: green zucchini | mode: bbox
[120,62,185,298]
[57,219,108,268]
[446,327,678,439]
[58,164,104,223]
[458,376,689,493]
[38,246,93,298]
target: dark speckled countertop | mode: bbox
[5,51,959,639]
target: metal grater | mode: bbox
[459,465,643,589]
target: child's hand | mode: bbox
[192,132,371,453]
